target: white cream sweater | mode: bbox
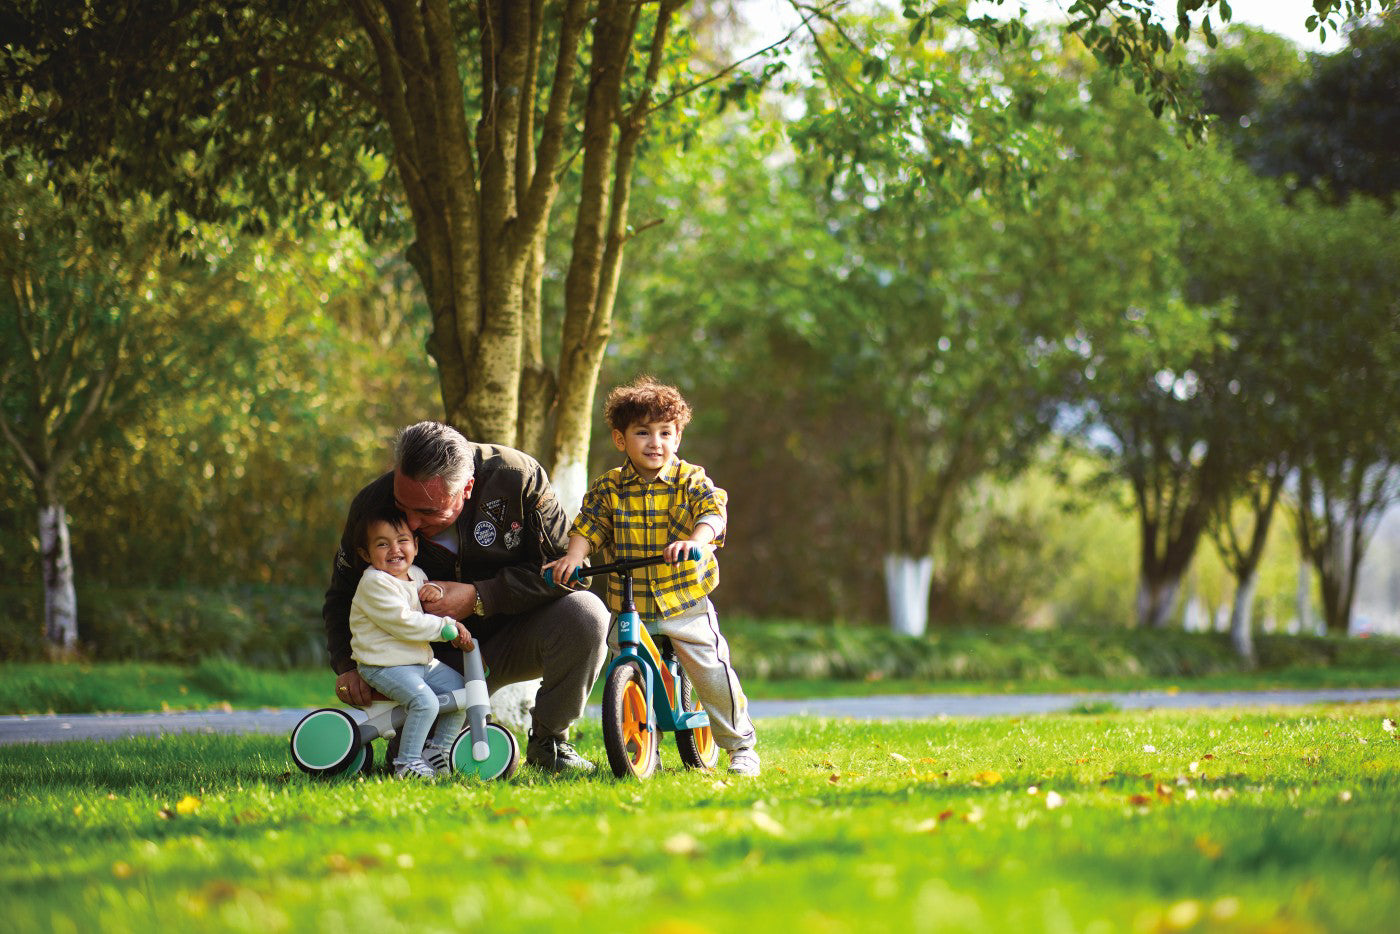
[349,566,455,667]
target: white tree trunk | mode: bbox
[39,503,78,653]
[551,449,589,523]
[1135,575,1181,629]
[1230,569,1258,666]
[884,554,934,637]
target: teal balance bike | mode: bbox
[289,622,519,780]
[551,549,719,779]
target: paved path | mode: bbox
[3,687,1399,746]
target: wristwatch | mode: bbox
[473,592,486,617]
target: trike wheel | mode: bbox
[674,669,719,770]
[602,662,657,779]
[449,722,520,781]
[289,708,362,777]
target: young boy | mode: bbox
[349,504,472,779]
[547,376,759,776]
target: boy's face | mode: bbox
[612,419,681,480]
[358,519,418,580]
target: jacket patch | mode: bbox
[474,520,497,547]
[504,521,522,550]
[483,498,507,525]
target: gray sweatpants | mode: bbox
[611,598,756,752]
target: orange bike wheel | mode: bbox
[675,667,720,769]
[602,662,658,779]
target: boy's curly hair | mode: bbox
[604,376,692,432]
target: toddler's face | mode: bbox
[360,519,417,580]
[613,419,681,480]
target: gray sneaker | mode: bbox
[422,741,453,777]
[727,748,760,776]
[526,730,596,775]
[393,757,438,780]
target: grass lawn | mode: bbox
[3,703,1398,932]
[3,659,1400,716]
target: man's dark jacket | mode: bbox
[323,443,570,675]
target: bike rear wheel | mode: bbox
[674,668,719,770]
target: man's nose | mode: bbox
[405,514,422,531]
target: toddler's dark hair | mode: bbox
[353,503,411,557]
[604,376,692,432]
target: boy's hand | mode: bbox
[664,540,712,564]
[450,620,474,651]
[543,555,586,589]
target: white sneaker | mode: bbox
[393,757,437,780]
[423,742,453,777]
[728,748,760,777]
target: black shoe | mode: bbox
[526,730,596,774]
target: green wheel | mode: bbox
[602,661,658,779]
[448,723,520,780]
[674,668,720,770]
[290,708,361,776]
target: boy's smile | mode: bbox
[613,419,681,481]
[359,519,418,580]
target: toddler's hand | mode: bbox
[451,620,474,651]
[419,581,446,604]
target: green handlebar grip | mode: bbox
[686,545,701,561]
[544,567,583,586]
[440,622,458,641]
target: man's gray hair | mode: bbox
[394,421,475,493]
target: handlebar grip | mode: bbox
[440,621,458,641]
[543,567,584,587]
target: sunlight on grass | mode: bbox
[2,704,1397,932]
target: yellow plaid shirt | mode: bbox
[570,458,727,623]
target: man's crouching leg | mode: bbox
[485,590,609,775]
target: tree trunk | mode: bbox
[39,501,78,656]
[1134,571,1181,629]
[1229,566,1258,667]
[883,554,934,637]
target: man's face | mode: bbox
[392,471,471,538]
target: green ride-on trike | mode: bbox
[288,622,519,781]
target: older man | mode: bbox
[323,421,608,774]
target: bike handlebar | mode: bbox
[545,547,702,587]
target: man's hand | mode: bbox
[422,580,478,619]
[450,620,475,651]
[335,669,374,707]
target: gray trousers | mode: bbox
[478,590,610,741]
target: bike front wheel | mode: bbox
[602,661,658,779]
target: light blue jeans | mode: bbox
[359,659,466,763]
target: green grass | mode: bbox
[2,704,1398,932]
[3,657,1400,715]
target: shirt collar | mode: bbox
[620,457,681,486]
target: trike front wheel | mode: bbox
[602,661,658,779]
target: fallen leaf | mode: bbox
[1194,835,1222,860]
[751,812,785,836]
[937,809,955,822]
[1211,788,1235,802]
[972,769,1002,786]
[1142,744,1157,753]
[1383,719,1396,734]
[890,752,909,763]
[1201,754,1215,760]
[1337,790,1353,803]
[175,795,202,816]
[1166,899,1203,928]
[662,833,701,856]
[157,808,175,820]
[1044,791,1065,810]
[112,861,134,879]
[1184,788,1198,801]
[963,808,985,824]
[1129,793,1153,806]
[914,818,939,833]
[828,773,841,784]
[1026,785,1039,795]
